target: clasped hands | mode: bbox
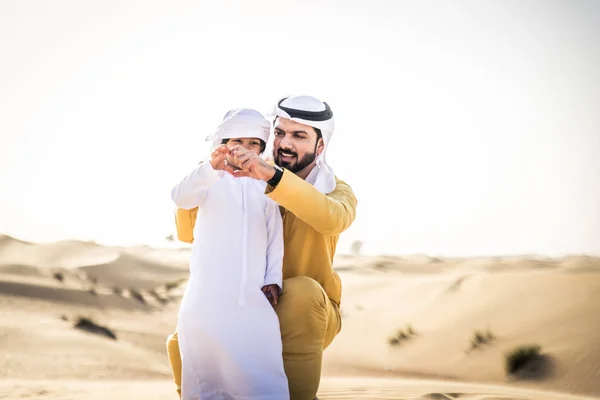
[210,145,275,182]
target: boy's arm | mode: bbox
[266,172,357,236]
[175,207,197,244]
[263,199,284,290]
[171,161,224,210]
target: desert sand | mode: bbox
[1,234,599,400]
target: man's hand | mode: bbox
[210,145,230,171]
[261,284,280,306]
[228,145,276,182]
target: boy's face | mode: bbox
[226,137,263,155]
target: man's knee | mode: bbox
[280,277,328,324]
[277,277,329,354]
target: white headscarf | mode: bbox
[272,95,336,194]
[205,108,271,151]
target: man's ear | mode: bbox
[316,138,325,156]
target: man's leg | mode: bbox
[166,331,182,399]
[275,276,342,400]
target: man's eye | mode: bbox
[275,131,284,136]
[251,142,260,146]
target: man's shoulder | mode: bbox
[333,176,353,191]
[332,176,356,201]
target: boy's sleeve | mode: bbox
[171,161,224,209]
[175,207,197,244]
[263,199,284,289]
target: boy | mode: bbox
[170,108,289,400]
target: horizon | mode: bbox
[2,232,599,260]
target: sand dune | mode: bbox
[78,252,187,290]
[0,235,188,292]
[326,266,600,395]
[0,235,118,269]
[1,235,599,400]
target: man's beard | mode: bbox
[274,148,317,173]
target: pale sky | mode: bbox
[0,0,598,257]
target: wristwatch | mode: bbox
[267,165,284,187]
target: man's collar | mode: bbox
[304,164,319,185]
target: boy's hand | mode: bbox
[228,145,276,182]
[261,284,280,306]
[210,145,230,171]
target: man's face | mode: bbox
[273,117,324,173]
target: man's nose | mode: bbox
[279,135,293,150]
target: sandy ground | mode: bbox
[1,234,599,400]
[2,378,599,400]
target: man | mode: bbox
[168,95,357,400]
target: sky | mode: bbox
[0,0,599,257]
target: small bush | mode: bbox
[74,317,117,340]
[130,289,146,304]
[505,345,542,375]
[473,330,487,344]
[388,324,416,345]
[165,278,187,291]
[470,327,495,350]
[148,289,169,305]
[53,272,65,283]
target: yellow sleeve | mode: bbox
[266,170,357,235]
[175,207,197,243]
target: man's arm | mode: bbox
[175,207,197,244]
[225,145,357,235]
[267,171,357,236]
